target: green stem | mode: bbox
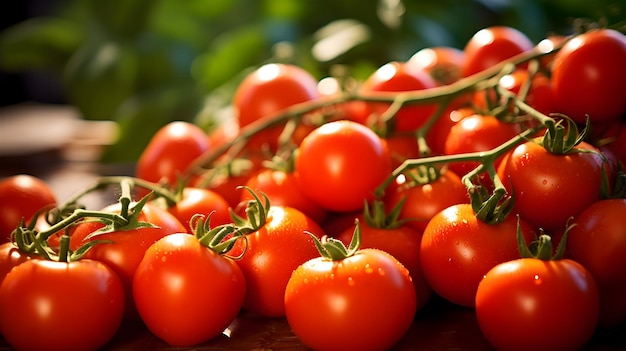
[35,209,128,242]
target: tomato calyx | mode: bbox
[517,216,571,261]
[189,214,245,258]
[230,186,270,234]
[308,220,361,261]
[363,199,409,230]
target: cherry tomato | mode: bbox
[133,233,246,347]
[295,120,392,213]
[420,204,535,307]
[476,257,599,351]
[567,199,626,328]
[360,61,437,133]
[0,242,35,285]
[285,247,416,351]
[551,29,626,124]
[0,174,57,243]
[406,46,465,85]
[462,26,534,77]
[168,187,231,233]
[70,202,186,318]
[0,259,125,351]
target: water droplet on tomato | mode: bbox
[364,263,373,274]
[161,256,167,263]
[533,274,542,285]
[347,276,355,286]
[303,278,309,284]
[377,267,385,276]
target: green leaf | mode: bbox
[86,0,158,38]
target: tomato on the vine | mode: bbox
[0,174,57,243]
[168,187,231,233]
[406,46,465,86]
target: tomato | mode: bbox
[0,174,57,243]
[406,46,465,85]
[567,199,626,328]
[0,242,35,285]
[420,204,535,307]
[135,121,212,195]
[295,120,392,213]
[475,257,599,351]
[0,259,125,351]
[551,29,626,124]
[241,168,327,224]
[229,205,324,317]
[70,201,186,318]
[425,106,474,156]
[360,61,438,133]
[133,233,246,347]
[598,121,626,168]
[383,134,421,169]
[233,63,320,149]
[285,247,416,351]
[168,187,231,233]
[385,169,469,233]
[497,139,606,232]
[462,26,534,77]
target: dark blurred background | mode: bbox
[0,0,624,162]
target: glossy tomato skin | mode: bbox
[168,187,231,233]
[475,258,599,351]
[229,206,324,317]
[0,242,35,285]
[295,120,392,213]
[133,233,246,347]
[567,199,626,328]
[360,61,437,133]
[551,29,626,124]
[284,248,416,351]
[0,174,56,243]
[135,121,211,195]
[462,26,534,77]
[70,202,186,319]
[497,140,606,232]
[406,46,465,85]
[0,259,125,351]
[420,204,535,307]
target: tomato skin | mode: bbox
[406,46,465,85]
[0,259,125,351]
[567,199,626,328]
[133,233,245,347]
[475,258,599,351]
[420,204,535,307]
[284,248,416,351]
[229,206,324,317]
[497,140,605,232]
[295,120,392,213]
[551,29,626,124]
[0,242,35,285]
[70,202,186,319]
[462,26,534,77]
[135,121,211,194]
[168,187,231,233]
[0,174,57,243]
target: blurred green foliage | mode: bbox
[0,0,623,163]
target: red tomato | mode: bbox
[567,199,626,328]
[70,202,186,318]
[229,205,324,317]
[551,29,626,124]
[383,134,421,169]
[476,258,599,351]
[295,120,392,213]
[497,139,606,232]
[0,242,35,285]
[168,187,231,233]
[426,106,474,156]
[598,121,626,168]
[285,247,416,351]
[420,204,535,307]
[241,168,327,224]
[385,169,469,233]
[135,121,212,194]
[233,63,320,149]
[462,26,534,77]
[0,259,125,351]
[0,174,57,243]
[360,61,438,133]
[406,46,465,85]
[133,233,246,347]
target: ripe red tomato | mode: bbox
[497,139,606,232]
[229,205,324,317]
[598,121,626,168]
[0,174,57,243]
[168,187,231,233]
[406,46,465,85]
[70,201,186,318]
[462,26,534,77]
[360,61,438,133]
[420,204,535,307]
[295,120,392,213]
[285,247,416,351]
[133,233,246,347]
[135,121,212,194]
[551,29,626,124]
[0,242,35,285]
[567,199,626,328]
[476,257,599,351]
[0,259,125,351]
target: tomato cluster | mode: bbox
[1,25,626,351]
